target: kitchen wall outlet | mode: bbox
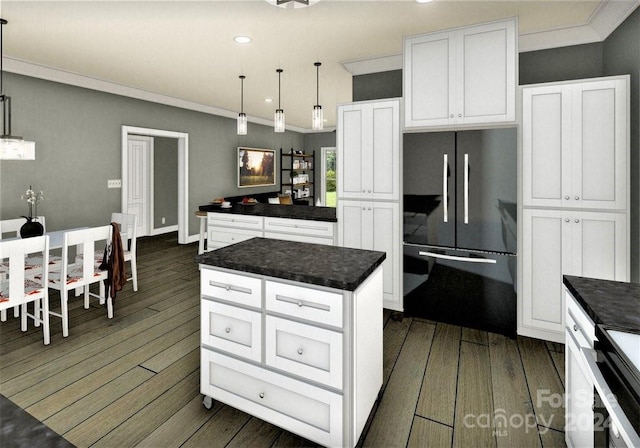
[161,217,166,224]
[108,179,122,189]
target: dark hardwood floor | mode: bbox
[0,233,566,447]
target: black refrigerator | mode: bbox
[403,128,517,336]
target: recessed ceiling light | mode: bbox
[234,36,252,44]
[265,97,273,103]
[415,0,433,3]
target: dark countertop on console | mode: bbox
[199,203,337,223]
[195,237,385,291]
[563,275,640,332]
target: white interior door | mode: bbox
[127,135,153,237]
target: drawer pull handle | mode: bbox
[297,348,304,355]
[259,392,265,399]
[225,327,231,333]
[275,294,331,312]
[209,281,252,295]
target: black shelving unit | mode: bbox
[280,149,315,205]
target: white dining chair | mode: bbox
[0,235,51,345]
[45,225,113,337]
[111,213,138,291]
[0,216,48,321]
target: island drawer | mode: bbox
[201,300,261,362]
[265,281,343,328]
[207,227,262,248]
[264,217,334,238]
[201,268,262,309]
[265,316,343,389]
[208,213,264,230]
[201,351,343,448]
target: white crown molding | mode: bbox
[3,56,311,134]
[342,0,639,75]
[341,54,403,76]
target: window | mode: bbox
[320,147,336,207]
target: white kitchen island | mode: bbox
[195,237,386,448]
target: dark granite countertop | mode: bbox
[195,237,386,291]
[563,275,640,332]
[198,203,337,223]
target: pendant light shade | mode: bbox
[237,75,247,135]
[312,62,323,130]
[274,69,285,133]
[0,18,35,160]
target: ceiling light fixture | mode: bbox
[0,18,35,160]
[312,62,323,131]
[265,0,320,9]
[234,36,252,44]
[237,75,247,135]
[274,69,285,133]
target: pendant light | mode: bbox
[274,69,285,133]
[0,18,35,160]
[237,75,247,135]
[312,62,323,130]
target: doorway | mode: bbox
[121,126,189,245]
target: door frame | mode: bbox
[320,146,336,207]
[121,126,189,245]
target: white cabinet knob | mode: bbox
[225,327,231,333]
[297,348,304,355]
[450,114,454,118]
[259,392,265,399]
[458,113,462,117]
[574,219,580,223]
[565,218,570,223]
[575,196,580,200]
[368,207,372,211]
[225,285,231,291]
[368,189,372,193]
[573,324,578,332]
[565,196,570,200]
[297,301,303,307]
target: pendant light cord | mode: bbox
[315,62,320,106]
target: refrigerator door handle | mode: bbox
[418,250,497,264]
[464,153,469,224]
[443,154,448,223]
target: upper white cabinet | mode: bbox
[404,18,517,129]
[337,99,400,201]
[522,77,629,210]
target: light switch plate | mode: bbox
[108,179,122,188]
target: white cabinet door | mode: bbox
[568,211,628,281]
[404,18,516,129]
[521,209,570,337]
[521,209,628,341]
[572,79,628,210]
[459,19,517,125]
[522,84,572,208]
[522,77,628,210]
[338,201,401,310]
[337,100,400,201]
[403,29,455,128]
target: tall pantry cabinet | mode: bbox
[337,99,402,312]
[519,76,630,343]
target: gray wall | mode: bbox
[352,9,640,282]
[0,73,303,236]
[153,136,178,229]
[353,70,403,102]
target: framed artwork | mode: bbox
[238,147,276,188]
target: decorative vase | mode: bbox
[20,217,44,238]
